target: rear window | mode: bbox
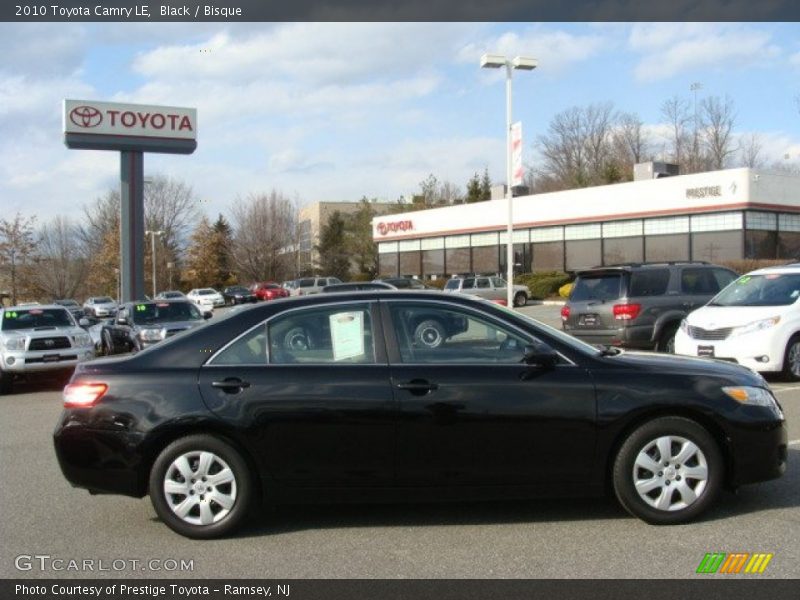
[629,269,670,297]
[570,274,623,302]
[444,280,460,290]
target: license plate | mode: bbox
[42,354,61,363]
[580,314,598,326]
[697,345,715,357]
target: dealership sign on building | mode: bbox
[63,99,197,154]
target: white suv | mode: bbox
[675,264,800,378]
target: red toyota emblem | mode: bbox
[378,223,388,235]
[69,105,103,128]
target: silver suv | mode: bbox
[444,275,530,307]
[0,305,95,394]
[291,277,343,296]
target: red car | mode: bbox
[252,282,290,301]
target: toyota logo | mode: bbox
[44,339,55,347]
[69,105,103,128]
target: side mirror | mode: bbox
[203,311,213,320]
[522,344,559,369]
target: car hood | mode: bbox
[602,350,766,387]
[2,326,87,339]
[133,319,205,331]
[686,305,791,328]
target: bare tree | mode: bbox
[25,216,88,300]
[660,96,692,172]
[701,95,737,170]
[231,190,299,283]
[738,132,764,168]
[613,111,651,168]
[0,213,37,305]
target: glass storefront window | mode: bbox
[399,251,421,277]
[645,234,690,262]
[422,249,445,277]
[566,240,601,271]
[603,237,643,265]
[691,231,742,263]
[472,246,500,274]
[532,241,565,272]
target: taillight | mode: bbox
[613,302,642,321]
[64,383,108,408]
[560,305,571,321]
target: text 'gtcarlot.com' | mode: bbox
[14,554,194,572]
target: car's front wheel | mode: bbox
[513,292,527,307]
[612,416,722,524]
[782,334,800,381]
[149,434,253,539]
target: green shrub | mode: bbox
[425,279,447,290]
[514,271,571,299]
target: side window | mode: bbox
[268,304,375,364]
[629,269,670,297]
[211,324,268,365]
[389,303,533,364]
[712,269,737,290]
[476,278,491,289]
[681,268,716,295]
[462,277,476,289]
[491,277,506,289]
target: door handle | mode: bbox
[396,379,439,394]
[211,378,251,393]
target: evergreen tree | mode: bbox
[212,214,234,287]
[465,172,482,203]
[480,167,492,200]
[316,211,350,280]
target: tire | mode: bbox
[414,319,446,349]
[102,330,115,356]
[612,416,722,525]
[657,324,679,353]
[149,434,253,539]
[782,335,800,381]
[513,292,527,308]
[0,370,13,395]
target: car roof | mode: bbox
[747,264,800,276]
[3,303,69,311]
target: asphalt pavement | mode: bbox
[1,302,797,579]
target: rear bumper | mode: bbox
[564,325,655,350]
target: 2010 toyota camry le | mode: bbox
[53,291,787,538]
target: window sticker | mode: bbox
[136,305,147,311]
[329,311,365,361]
[738,276,751,285]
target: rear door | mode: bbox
[198,301,396,487]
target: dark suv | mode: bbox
[561,262,737,352]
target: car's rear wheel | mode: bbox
[414,319,446,349]
[612,416,722,524]
[513,292,527,307]
[782,335,800,381]
[149,434,253,539]
[657,324,679,353]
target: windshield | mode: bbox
[130,302,203,324]
[2,308,74,330]
[570,273,623,302]
[228,287,249,293]
[710,273,800,307]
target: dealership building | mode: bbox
[372,167,800,279]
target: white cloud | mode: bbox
[628,23,781,82]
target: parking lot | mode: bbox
[0,303,797,579]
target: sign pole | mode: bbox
[120,151,145,302]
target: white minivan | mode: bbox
[675,265,800,378]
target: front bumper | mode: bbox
[726,418,787,487]
[1,348,95,373]
[675,329,784,372]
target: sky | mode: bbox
[2,21,800,223]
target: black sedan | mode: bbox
[54,292,786,539]
[222,286,257,305]
[97,300,210,354]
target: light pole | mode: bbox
[145,230,164,298]
[480,53,537,307]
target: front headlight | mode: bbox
[679,319,689,334]
[722,386,783,418]
[73,333,92,347]
[138,328,165,342]
[730,316,780,337]
[2,336,25,351]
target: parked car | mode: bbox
[83,296,118,318]
[96,300,210,355]
[561,262,738,353]
[54,299,84,320]
[54,291,785,538]
[187,288,225,309]
[1,305,95,394]
[155,291,186,300]
[322,282,397,293]
[282,280,298,293]
[375,277,431,290]
[222,286,258,305]
[292,277,342,296]
[443,275,530,307]
[252,282,290,302]
[675,264,800,378]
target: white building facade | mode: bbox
[373,168,800,278]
